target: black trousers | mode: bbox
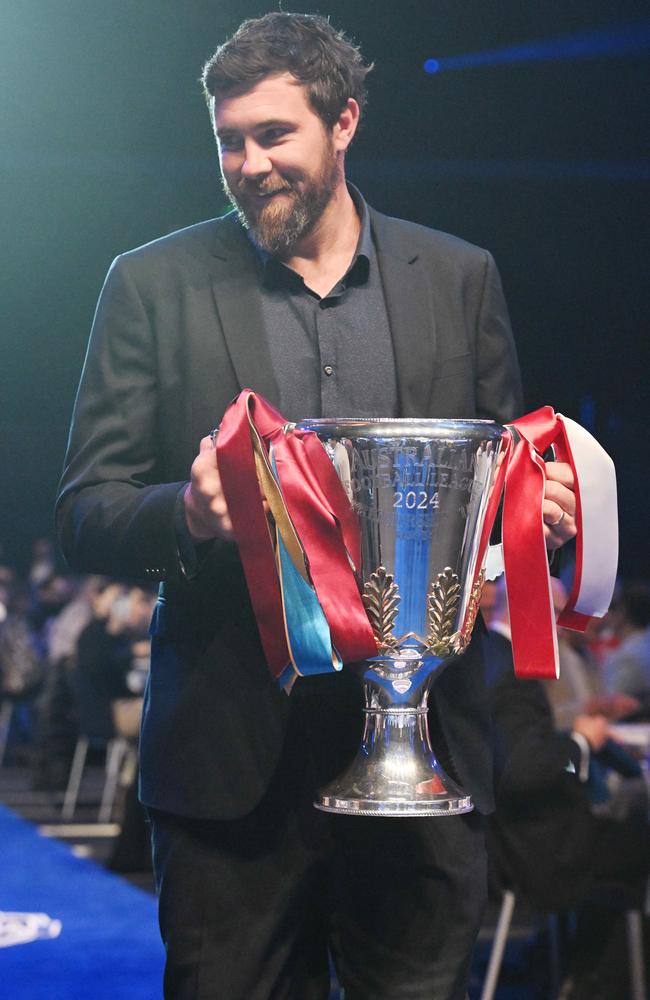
[149,678,487,1000]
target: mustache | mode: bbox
[236,178,294,198]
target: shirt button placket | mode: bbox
[318,304,337,415]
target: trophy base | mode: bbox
[314,706,474,817]
[315,790,474,817]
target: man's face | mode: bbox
[214,73,340,255]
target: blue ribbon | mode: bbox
[271,452,342,685]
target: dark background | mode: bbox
[2,1,648,576]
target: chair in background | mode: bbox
[0,693,40,768]
[480,888,562,1000]
[480,884,647,1000]
[62,732,133,822]
[0,699,14,767]
[61,667,129,822]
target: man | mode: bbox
[56,13,575,999]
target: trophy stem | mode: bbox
[315,671,474,817]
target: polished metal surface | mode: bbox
[296,418,506,816]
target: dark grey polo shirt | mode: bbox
[254,187,398,422]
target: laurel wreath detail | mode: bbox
[362,566,401,650]
[460,569,486,647]
[425,567,461,656]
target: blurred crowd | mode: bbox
[0,538,156,868]
[0,538,648,996]
[480,574,650,999]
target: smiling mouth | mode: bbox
[243,185,292,200]
[258,189,290,199]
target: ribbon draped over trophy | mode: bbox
[216,391,376,692]
[216,390,618,692]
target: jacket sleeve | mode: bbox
[474,251,524,424]
[55,254,187,583]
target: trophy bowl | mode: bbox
[295,418,506,817]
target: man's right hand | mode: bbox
[183,435,234,542]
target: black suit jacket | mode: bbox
[56,206,523,820]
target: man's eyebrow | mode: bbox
[216,119,294,138]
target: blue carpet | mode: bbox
[0,806,164,999]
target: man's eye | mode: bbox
[262,128,288,145]
[219,136,242,152]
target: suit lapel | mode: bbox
[208,215,280,406]
[370,208,436,418]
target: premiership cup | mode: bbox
[295,418,506,817]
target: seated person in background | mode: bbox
[543,578,645,727]
[107,586,156,741]
[483,580,649,1000]
[73,583,155,743]
[32,575,107,790]
[599,581,650,708]
[543,578,605,731]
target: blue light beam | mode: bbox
[424,21,650,73]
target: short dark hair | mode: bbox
[202,12,373,128]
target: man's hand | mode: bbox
[543,461,578,550]
[573,713,610,752]
[183,435,234,542]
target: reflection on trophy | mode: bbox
[294,418,506,817]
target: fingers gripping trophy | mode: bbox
[297,418,504,817]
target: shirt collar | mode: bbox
[348,182,373,262]
[253,183,371,294]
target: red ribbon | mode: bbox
[216,390,376,682]
[504,406,583,679]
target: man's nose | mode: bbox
[241,141,272,179]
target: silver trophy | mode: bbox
[295,418,506,817]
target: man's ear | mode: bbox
[333,98,360,152]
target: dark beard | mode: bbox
[223,157,339,256]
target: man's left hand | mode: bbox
[543,461,578,550]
